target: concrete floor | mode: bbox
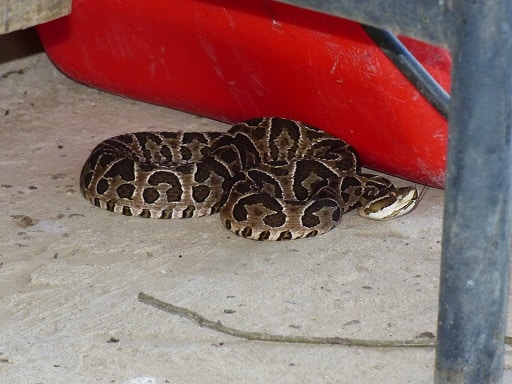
[1,29,511,383]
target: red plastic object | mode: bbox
[37,0,450,188]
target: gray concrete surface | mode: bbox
[1,29,511,383]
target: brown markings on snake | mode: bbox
[182,205,196,218]
[98,153,116,168]
[80,117,408,240]
[179,146,192,161]
[246,169,284,199]
[161,209,173,219]
[269,118,301,161]
[148,171,179,186]
[302,200,341,228]
[140,209,151,218]
[268,165,289,177]
[340,176,362,190]
[116,183,136,199]
[241,227,253,238]
[105,159,135,181]
[81,172,93,191]
[192,185,211,202]
[166,185,183,203]
[232,193,283,224]
[134,132,163,162]
[263,211,287,227]
[193,160,219,183]
[292,160,336,200]
[335,157,355,171]
[106,200,116,212]
[96,179,109,195]
[257,230,271,240]
[159,145,173,163]
[143,188,160,204]
[215,146,239,165]
[277,230,293,241]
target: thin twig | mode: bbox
[138,291,437,348]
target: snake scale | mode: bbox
[80,117,419,240]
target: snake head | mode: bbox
[357,187,419,220]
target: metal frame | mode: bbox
[277,1,512,382]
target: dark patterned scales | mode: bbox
[80,118,418,240]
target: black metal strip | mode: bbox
[361,24,450,119]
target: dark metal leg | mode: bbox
[435,1,512,382]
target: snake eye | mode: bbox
[357,187,419,220]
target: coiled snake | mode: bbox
[80,117,418,240]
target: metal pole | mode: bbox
[435,1,512,383]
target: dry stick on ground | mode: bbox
[139,292,512,348]
[138,292,438,348]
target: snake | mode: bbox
[79,117,419,240]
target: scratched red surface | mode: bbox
[37,0,451,187]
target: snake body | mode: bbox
[80,117,418,240]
